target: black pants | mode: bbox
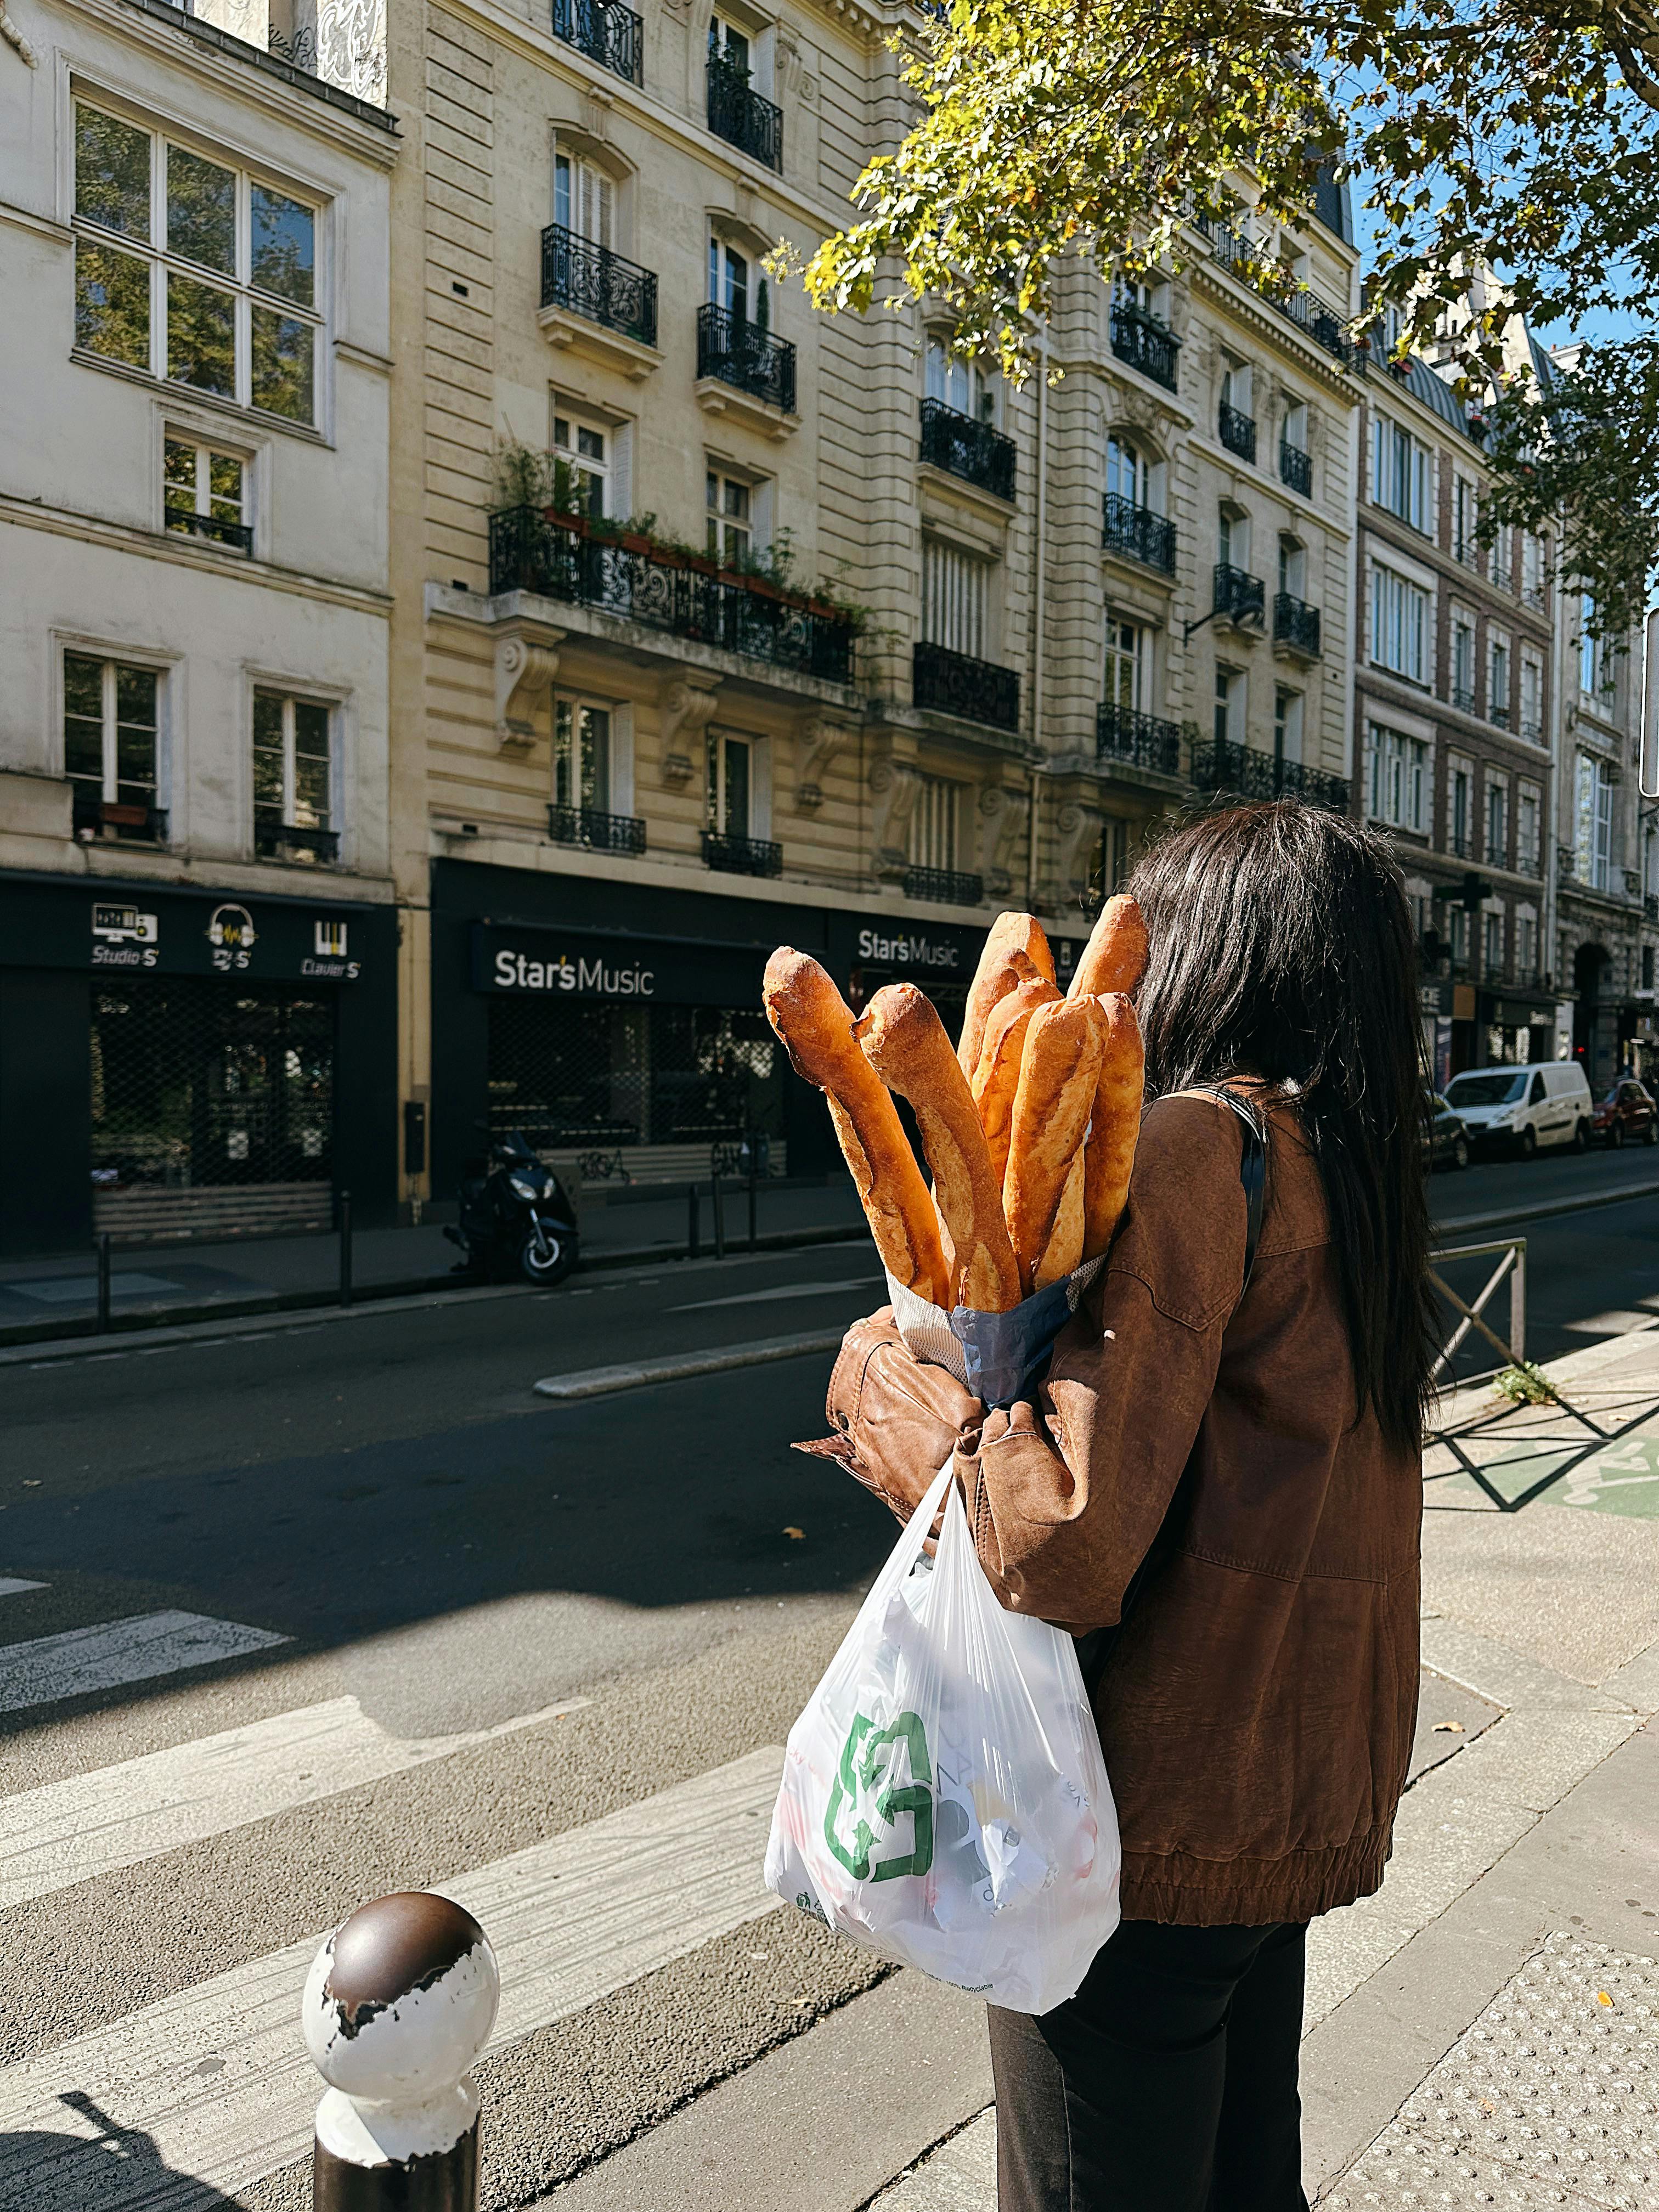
[988,1919,1310,2212]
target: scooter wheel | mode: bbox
[519,1227,575,1287]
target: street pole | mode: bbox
[96,1232,112,1334]
[338,1189,353,1308]
[303,1890,499,2211]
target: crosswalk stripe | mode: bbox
[0,1744,785,2209]
[0,1693,589,1911]
[0,1579,46,1599]
[0,1611,286,1716]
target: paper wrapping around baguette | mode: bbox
[884,1255,1105,1409]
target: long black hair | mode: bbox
[1126,801,1435,1456]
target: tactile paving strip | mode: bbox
[1325,1933,1658,2209]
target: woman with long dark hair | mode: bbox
[815,801,1435,2210]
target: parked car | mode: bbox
[1591,1077,1658,1147]
[1443,1061,1594,1157]
[1421,1088,1471,1171]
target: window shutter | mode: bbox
[610,421,631,522]
[750,737,772,840]
[610,703,635,816]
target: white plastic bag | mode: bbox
[764,1464,1121,2015]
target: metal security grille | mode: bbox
[90,975,334,1192]
[486,999,783,1153]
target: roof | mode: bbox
[1312,165,1353,248]
[1374,353,1494,450]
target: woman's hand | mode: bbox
[804,1312,983,1522]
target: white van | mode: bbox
[1444,1061,1594,1156]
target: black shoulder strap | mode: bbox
[1197,1087,1267,1295]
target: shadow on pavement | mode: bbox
[1,2092,244,2212]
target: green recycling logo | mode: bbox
[823,1711,935,1882]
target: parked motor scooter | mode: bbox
[444,1128,579,1286]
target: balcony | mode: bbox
[1190,739,1349,812]
[1279,440,1312,497]
[548,804,647,855]
[540,225,658,352]
[1199,222,1359,370]
[254,817,339,863]
[912,640,1020,733]
[696,302,795,416]
[165,507,252,554]
[1096,700,1183,776]
[1102,493,1177,575]
[904,865,983,906]
[72,792,168,843]
[704,831,782,877]
[1449,682,1477,714]
[551,0,642,83]
[918,398,1016,501]
[1214,563,1266,627]
[489,508,855,685]
[706,57,782,170]
[1109,302,1180,392]
[1489,703,1510,730]
[1218,403,1257,463]
[1273,591,1321,658]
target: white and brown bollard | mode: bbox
[302,1891,500,2210]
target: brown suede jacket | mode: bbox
[815,1090,1423,1928]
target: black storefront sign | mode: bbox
[471,922,763,1007]
[63,889,365,981]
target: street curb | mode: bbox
[1435,1176,1659,1240]
[533,1329,846,1400]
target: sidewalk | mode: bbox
[859,1322,1659,2211]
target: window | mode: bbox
[553,407,611,517]
[1213,665,1244,746]
[1449,613,1476,709]
[1220,357,1251,415]
[1516,910,1538,977]
[64,651,161,837]
[1449,759,1472,858]
[1218,507,1251,572]
[1278,534,1305,597]
[707,727,752,837]
[1106,433,1153,510]
[708,13,752,75]
[1488,633,1510,726]
[1282,399,1308,450]
[1370,565,1427,682]
[706,468,752,562]
[926,335,997,425]
[1373,416,1429,531]
[1644,945,1656,992]
[163,435,249,549]
[1575,752,1613,889]
[554,699,611,812]
[1493,522,1514,592]
[1273,687,1303,762]
[252,689,333,860]
[1451,475,1477,566]
[1522,532,1545,606]
[554,148,613,249]
[1517,784,1541,874]
[1520,651,1543,741]
[708,234,765,326]
[923,539,991,659]
[1104,616,1149,713]
[1579,594,1609,699]
[1482,909,1504,975]
[909,774,963,873]
[1447,904,1469,967]
[1485,776,1508,867]
[1367,725,1428,832]
[73,103,319,425]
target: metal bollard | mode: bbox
[338,1189,353,1308]
[96,1232,112,1334]
[711,1172,726,1260]
[302,1890,499,2211]
[686,1180,700,1259]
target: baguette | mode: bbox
[857,984,1022,1312]
[1003,998,1106,1296]
[1081,992,1145,1260]
[958,913,1056,1079]
[763,950,950,1304]
[970,974,1062,1192]
[1032,1152,1086,1289]
[1068,894,1148,1001]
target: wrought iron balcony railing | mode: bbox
[165,507,253,553]
[552,0,642,83]
[696,302,796,413]
[1214,563,1266,625]
[1102,492,1177,574]
[254,816,340,861]
[1096,700,1183,776]
[1109,302,1180,391]
[1189,739,1349,812]
[72,792,168,842]
[703,830,782,877]
[548,804,647,855]
[1449,682,1477,714]
[1199,219,1358,369]
[1279,439,1312,496]
[912,640,1021,732]
[540,224,658,348]
[1218,403,1257,462]
[918,398,1016,500]
[706,57,782,170]
[489,507,855,684]
[904,866,984,906]
[1273,591,1321,656]
[1489,702,1510,730]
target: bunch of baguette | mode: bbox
[763,896,1147,1313]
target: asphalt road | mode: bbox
[1,1143,1656,2208]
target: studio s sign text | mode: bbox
[494,949,654,996]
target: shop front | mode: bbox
[1420,977,1558,1088]
[0,873,398,1255]
[428,860,1091,1196]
